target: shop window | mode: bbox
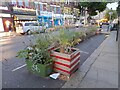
[56,7,60,14]
[50,6,53,12]
[24,0,29,8]
[40,4,43,11]
[18,0,23,7]
[54,7,56,14]
[11,0,17,5]
[43,4,46,11]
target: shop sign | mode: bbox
[64,14,74,18]
[40,11,52,16]
[60,0,65,2]
[13,6,36,15]
[54,14,63,19]
[0,13,10,17]
[0,6,8,10]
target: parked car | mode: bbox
[75,21,84,28]
[111,19,118,31]
[102,22,109,25]
[110,23,118,31]
[16,22,44,35]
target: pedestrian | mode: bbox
[99,22,102,28]
[107,23,111,32]
[43,22,48,33]
[8,23,12,36]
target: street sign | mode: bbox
[109,12,113,15]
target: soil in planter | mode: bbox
[55,48,76,54]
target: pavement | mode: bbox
[0,31,16,38]
[62,31,118,88]
[0,32,9,38]
[0,40,2,90]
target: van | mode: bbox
[16,22,44,35]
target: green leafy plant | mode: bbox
[85,25,97,38]
[57,29,76,53]
[17,34,53,65]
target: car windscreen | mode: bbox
[25,23,34,26]
[34,23,42,26]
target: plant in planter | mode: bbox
[85,26,97,39]
[17,34,54,77]
[78,31,86,41]
[72,31,83,45]
[50,29,81,76]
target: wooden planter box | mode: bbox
[48,42,59,52]
[26,60,53,77]
[50,48,80,76]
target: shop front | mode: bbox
[12,6,37,31]
[63,14,75,25]
[54,14,63,26]
[38,11,52,28]
[0,6,12,32]
[38,11,63,28]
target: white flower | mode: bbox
[35,48,39,51]
[29,53,33,56]
[27,46,33,50]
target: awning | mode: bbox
[15,15,37,20]
[38,15,52,18]
[54,14,63,19]
[0,13,11,17]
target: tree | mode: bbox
[78,2,108,16]
[104,9,117,21]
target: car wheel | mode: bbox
[20,33,25,35]
[26,30,31,35]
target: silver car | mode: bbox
[16,22,44,35]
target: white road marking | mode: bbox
[12,64,27,72]
[80,50,89,54]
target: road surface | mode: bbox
[1,27,106,88]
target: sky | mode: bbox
[106,2,118,10]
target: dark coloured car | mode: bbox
[111,23,118,31]
[102,22,109,25]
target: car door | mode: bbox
[24,23,34,32]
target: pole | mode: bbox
[96,10,99,27]
[116,1,120,41]
[84,7,87,26]
[116,18,119,41]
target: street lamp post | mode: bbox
[109,10,113,32]
[116,1,120,41]
[84,7,87,26]
[109,12,113,23]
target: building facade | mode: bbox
[1,0,80,32]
